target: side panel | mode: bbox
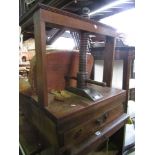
[19,94,59,146]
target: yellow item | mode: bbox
[126,117,133,124]
[51,90,64,102]
[19,78,32,95]
[50,90,72,102]
[60,90,71,98]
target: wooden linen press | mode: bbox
[19,3,129,155]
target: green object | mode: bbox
[126,117,133,124]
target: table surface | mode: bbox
[32,85,125,120]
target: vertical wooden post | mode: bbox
[103,36,116,87]
[122,51,132,112]
[33,9,48,107]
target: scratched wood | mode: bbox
[20,87,127,154]
[33,10,48,106]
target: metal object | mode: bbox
[67,7,104,101]
[25,0,35,6]
[67,87,103,101]
[65,76,106,87]
[77,7,90,89]
[95,131,101,136]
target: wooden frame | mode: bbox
[20,3,117,107]
[90,47,135,110]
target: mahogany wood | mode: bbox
[20,3,117,37]
[68,114,129,155]
[33,10,48,106]
[63,104,124,146]
[20,84,128,154]
[103,36,116,87]
[19,3,129,155]
[30,51,94,93]
[122,51,132,111]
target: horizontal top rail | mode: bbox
[20,3,117,37]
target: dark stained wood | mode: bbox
[20,89,127,154]
[69,114,129,155]
[19,93,59,146]
[47,86,125,119]
[33,10,48,106]
[64,104,124,146]
[90,46,135,105]
[122,51,132,111]
[90,46,135,60]
[20,3,117,37]
[103,36,116,87]
[41,8,116,37]
[20,3,128,155]
[19,111,51,155]
[90,47,135,84]
[34,86,126,133]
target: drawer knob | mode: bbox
[96,118,102,125]
[96,112,108,125]
[73,129,82,139]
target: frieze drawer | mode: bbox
[64,103,124,146]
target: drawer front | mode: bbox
[64,103,124,146]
